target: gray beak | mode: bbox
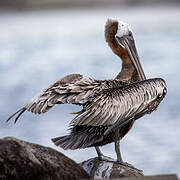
[115,35,146,81]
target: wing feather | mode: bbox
[7,74,100,123]
[72,78,167,130]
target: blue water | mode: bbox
[0,6,180,176]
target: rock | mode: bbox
[1,137,176,180]
[0,136,90,180]
[116,174,179,180]
[81,157,143,179]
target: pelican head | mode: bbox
[105,19,146,81]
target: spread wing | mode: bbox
[7,74,100,123]
[71,78,167,135]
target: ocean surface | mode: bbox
[0,6,180,176]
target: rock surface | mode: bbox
[0,136,89,180]
[0,137,177,180]
[115,174,178,180]
[81,157,143,179]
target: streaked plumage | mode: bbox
[7,19,167,165]
[51,78,166,150]
[7,74,167,153]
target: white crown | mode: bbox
[116,21,132,38]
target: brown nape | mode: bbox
[105,19,139,83]
[105,19,126,58]
[104,19,118,44]
[105,19,119,53]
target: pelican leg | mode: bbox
[95,146,103,158]
[95,146,114,161]
[115,141,136,169]
[115,141,123,163]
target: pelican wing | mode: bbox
[7,74,100,123]
[71,78,167,133]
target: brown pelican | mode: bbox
[7,19,167,166]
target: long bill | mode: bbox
[116,35,146,81]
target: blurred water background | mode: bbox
[0,0,180,176]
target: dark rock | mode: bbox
[111,174,179,180]
[1,137,177,180]
[0,136,90,180]
[81,157,143,179]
